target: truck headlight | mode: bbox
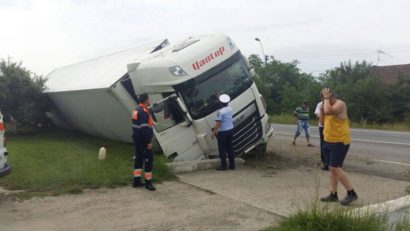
[260,94,267,111]
[169,66,187,76]
[266,121,271,131]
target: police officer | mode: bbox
[132,93,156,191]
[211,94,235,170]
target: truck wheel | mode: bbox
[244,143,267,160]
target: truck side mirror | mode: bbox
[176,97,193,127]
[151,103,165,113]
[242,55,251,70]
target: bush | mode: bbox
[0,58,52,127]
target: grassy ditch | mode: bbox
[0,130,176,198]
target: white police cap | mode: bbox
[219,94,231,103]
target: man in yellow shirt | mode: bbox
[320,88,358,206]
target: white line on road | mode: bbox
[275,132,410,146]
[273,124,410,135]
[371,159,410,167]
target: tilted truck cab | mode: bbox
[127,34,274,161]
[45,34,273,161]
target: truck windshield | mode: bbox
[177,57,253,119]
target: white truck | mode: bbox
[0,111,11,177]
[46,34,274,161]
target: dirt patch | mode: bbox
[0,182,278,231]
[264,135,410,181]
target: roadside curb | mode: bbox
[166,158,245,174]
[353,195,410,215]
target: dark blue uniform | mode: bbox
[132,103,154,183]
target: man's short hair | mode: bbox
[139,93,149,103]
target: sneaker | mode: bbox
[320,193,339,202]
[340,191,358,206]
[321,164,329,171]
[216,166,227,171]
[145,182,156,191]
[229,166,236,170]
[132,180,144,188]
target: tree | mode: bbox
[0,58,52,127]
[250,54,321,115]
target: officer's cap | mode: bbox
[219,94,231,104]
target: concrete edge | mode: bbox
[166,158,245,174]
[353,195,410,215]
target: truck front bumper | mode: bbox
[0,164,11,177]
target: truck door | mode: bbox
[150,96,204,161]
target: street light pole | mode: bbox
[255,37,268,65]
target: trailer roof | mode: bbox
[45,40,166,93]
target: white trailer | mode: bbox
[46,34,274,161]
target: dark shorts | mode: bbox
[324,142,350,168]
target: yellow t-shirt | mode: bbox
[324,115,351,145]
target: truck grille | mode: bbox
[232,102,262,155]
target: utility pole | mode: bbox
[376,50,394,65]
[255,37,268,65]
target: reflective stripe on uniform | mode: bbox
[133,169,142,177]
[144,172,152,180]
[132,123,152,129]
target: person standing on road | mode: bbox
[292,101,313,146]
[320,88,358,205]
[211,94,235,171]
[315,93,328,171]
[131,93,156,191]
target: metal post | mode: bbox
[255,37,268,65]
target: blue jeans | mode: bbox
[295,120,310,139]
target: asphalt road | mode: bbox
[272,123,410,164]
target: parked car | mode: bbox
[0,110,11,177]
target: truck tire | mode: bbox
[0,164,11,177]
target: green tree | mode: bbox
[0,58,51,126]
[250,54,321,115]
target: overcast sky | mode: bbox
[1,0,410,76]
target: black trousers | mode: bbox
[217,130,235,168]
[319,126,326,165]
[132,134,153,179]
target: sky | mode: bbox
[1,0,410,76]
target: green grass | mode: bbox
[261,201,410,231]
[269,114,410,131]
[0,129,176,198]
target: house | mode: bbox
[371,63,410,84]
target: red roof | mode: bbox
[371,64,410,84]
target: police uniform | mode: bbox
[132,103,155,190]
[215,94,235,170]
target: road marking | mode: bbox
[272,124,410,135]
[372,159,410,167]
[275,132,410,146]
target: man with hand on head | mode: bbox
[320,88,358,205]
[211,94,235,171]
[315,93,328,171]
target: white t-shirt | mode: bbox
[314,102,323,127]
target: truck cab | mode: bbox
[128,34,274,161]
[0,110,11,177]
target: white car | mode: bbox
[0,111,11,177]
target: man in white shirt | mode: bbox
[315,93,328,171]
